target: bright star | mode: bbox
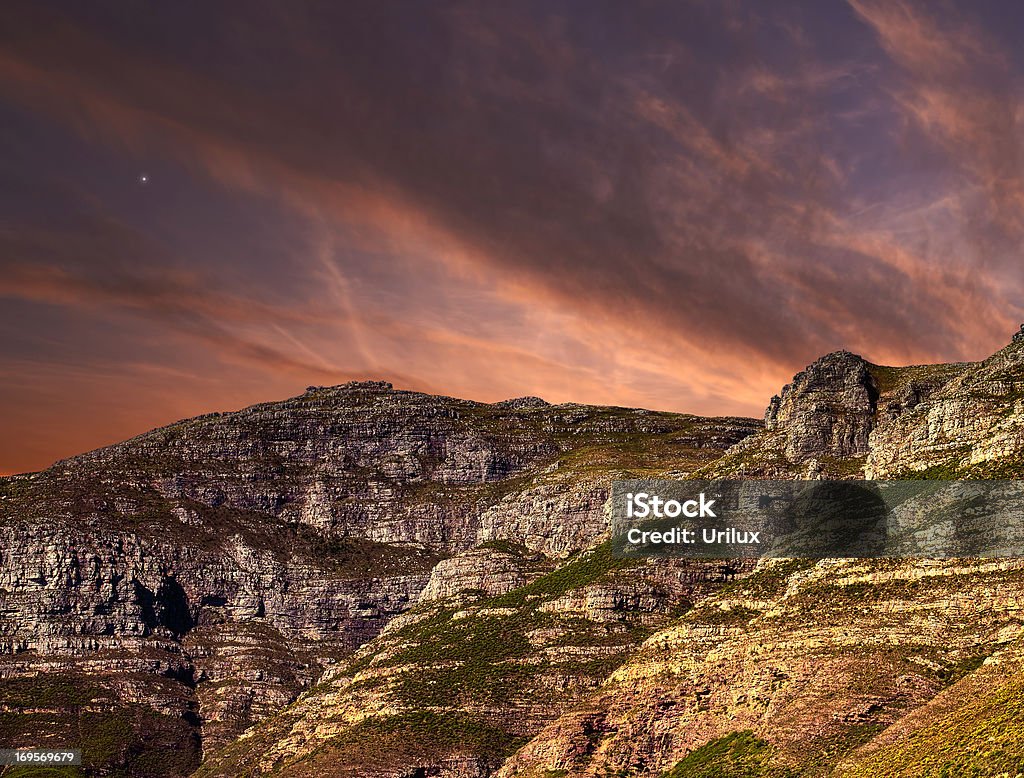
[139,174,148,184]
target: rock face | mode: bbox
[9,328,1024,776]
[492,557,1024,777]
[419,545,550,603]
[0,511,433,770]
[765,351,879,462]
[0,384,757,776]
[866,338,1024,477]
[711,352,970,479]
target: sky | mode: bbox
[3,0,1024,474]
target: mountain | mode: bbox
[0,383,756,775]
[4,331,1024,776]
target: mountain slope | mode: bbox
[832,638,1024,777]
[197,544,756,777]
[492,556,1024,776]
[200,328,1024,777]
[0,384,757,775]
[7,329,1024,776]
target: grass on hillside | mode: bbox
[834,672,1024,777]
[659,731,798,778]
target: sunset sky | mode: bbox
[3,1,1024,474]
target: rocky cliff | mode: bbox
[765,350,880,462]
[491,555,1024,776]
[0,383,756,775]
[7,329,1024,777]
[704,351,971,479]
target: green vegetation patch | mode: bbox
[905,455,1024,480]
[866,362,966,399]
[685,604,762,627]
[337,711,522,754]
[392,614,538,706]
[476,538,535,556]
[0,708,199,778]
[276,711,525,777]
[0,676,111,709]
[547,431,726,479]
[716,559,816,601]
[305,534,442,578]
[0,674,199,778]
[934,653,988,686]
[490,541,636,607]
[836,671,1024,777]
[660,731,798,778]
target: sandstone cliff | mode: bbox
[0,384,756,775]
[196,328,1024,777]
[7,330,1024,777]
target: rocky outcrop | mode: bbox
[866,339,1024,477]
[702,350,891,478]
[419,545,550,602]
[765,351,880,462]
[738,330,1024,480]
[708,351,970,479]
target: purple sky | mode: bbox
[2,0,1024,474]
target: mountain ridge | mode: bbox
[4,332,1024,776]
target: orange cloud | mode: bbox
[1,1,1024,473]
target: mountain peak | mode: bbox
[304,380,395,394]
[493,396,550,409]
[764,349,877,462]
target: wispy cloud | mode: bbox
[850,0,1024,251]
[1,0,1023,472]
